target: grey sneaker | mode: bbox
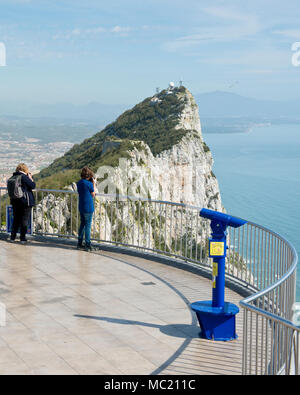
[85,245,97,252]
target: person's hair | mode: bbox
[80,166,94,181]
[16,163,29,174]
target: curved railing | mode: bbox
[230,222,299,374]
[0,187,298,374]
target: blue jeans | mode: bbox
[78,212,93,247]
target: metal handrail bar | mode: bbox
[241,221,298,305]
[13,187,216,211]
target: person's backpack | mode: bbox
[7,175,24,199]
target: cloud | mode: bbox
[162,6,262,52]
[244,69,275,74]
[203,6,252,22]
[86,27,106,34]
[0,0,32,3]
[71,28,81,36]
[194,47,290,72]
[110,26,131,35]
[273,29,300,40]
[52,25,132,41]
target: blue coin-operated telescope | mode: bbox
[190,208,247,341]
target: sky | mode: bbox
[0,0,300,105]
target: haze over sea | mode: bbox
[203,123,300,300]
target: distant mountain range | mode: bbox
[1,91,300,122]
[1,91,299,145]
[0,101,127,123]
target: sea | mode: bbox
[203,123,300,300]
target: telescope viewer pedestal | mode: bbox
[190,208,247,342]
[190,301,239,341]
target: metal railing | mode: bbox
[0,187,298,374]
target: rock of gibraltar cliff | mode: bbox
[37,85,222,212]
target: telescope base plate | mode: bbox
[190,301,239,341]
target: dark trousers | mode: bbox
[11,201,31,241]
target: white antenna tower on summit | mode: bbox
[167,82,175,95]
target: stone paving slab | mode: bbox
[0,239,244,375]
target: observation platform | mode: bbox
[0,237,244,375]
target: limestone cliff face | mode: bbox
[95,88,222,211]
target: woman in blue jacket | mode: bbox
[77,167,96,251]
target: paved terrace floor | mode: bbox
[0,237,244,375]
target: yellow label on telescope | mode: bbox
[212,262,218,277]
[210,241,225,257]
[212,278,216,288]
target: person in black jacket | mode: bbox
[10,163,36,243]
